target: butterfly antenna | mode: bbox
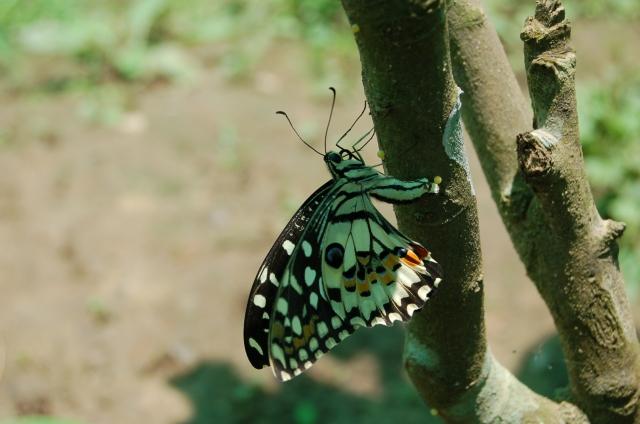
[324,87,336,154]
[276,111,324,156]
[336,100,367,150]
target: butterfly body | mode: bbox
[244,148,442,381]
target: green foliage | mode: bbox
[578,73,640,295]
[0,0,351,91]
[0,417,84,424]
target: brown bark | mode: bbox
[449,0,640,421]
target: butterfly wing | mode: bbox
[243,180,334,369]
[265,180,442,381]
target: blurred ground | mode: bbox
[0,6,638,424]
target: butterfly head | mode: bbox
[324,149,364,178]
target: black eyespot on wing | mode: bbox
[325,243,344,268]
[395,247,407,257]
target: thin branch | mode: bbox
[448,0,640,421]
[447,0,532,216]
[519,1,640,420]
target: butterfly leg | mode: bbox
[366,176,440,204]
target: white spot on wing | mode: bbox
[331,316,342,330]
[299,349,309,361]
[302,241,312,257]
[309,337,319,351]
[398,266,421,285]
[277,298,288,315]
[269,273,279,286]
[248,338,263,355]
[309,292,319,309]
[292,316,302,335]
[388,312,402,323]
[271,343,286,367]
[407,304,420,316]
[350,317,366,327]
[304,267,317,286]
[418,285,431,300]
[253,294,267,308]
[282,240,295,255]
[371,317,386,326]
[260,267,268,283]
[317,322,328,338]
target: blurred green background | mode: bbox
[0,1,637,423]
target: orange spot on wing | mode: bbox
[272,322,285,339]
[344,278,356,289]
[302,315,318,340]
[402,249,422,266]
[357,281,370,294]
[383,255,397,268]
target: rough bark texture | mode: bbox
[340,0,485,417]
[339,0,588,421]
[448,0,640,422]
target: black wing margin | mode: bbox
[243,180,334,369]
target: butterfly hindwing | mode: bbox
[265,177,442,381]
[321,188,442,331]
[244,180,334,369]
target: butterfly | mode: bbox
[243,89,443,381]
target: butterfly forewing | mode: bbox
[244,180,334,369]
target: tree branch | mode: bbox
[449,0,640,421]
[340,0,582,421]
[448,0,532,207]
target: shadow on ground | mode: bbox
[170,329,569,424]
[170,325,441,424]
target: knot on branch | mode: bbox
[604,219,626,243]
[516,131,555,183]
[530,48,576,82]
[521,0,570,51]
[535,0,565,27]
[597,219,626,257]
